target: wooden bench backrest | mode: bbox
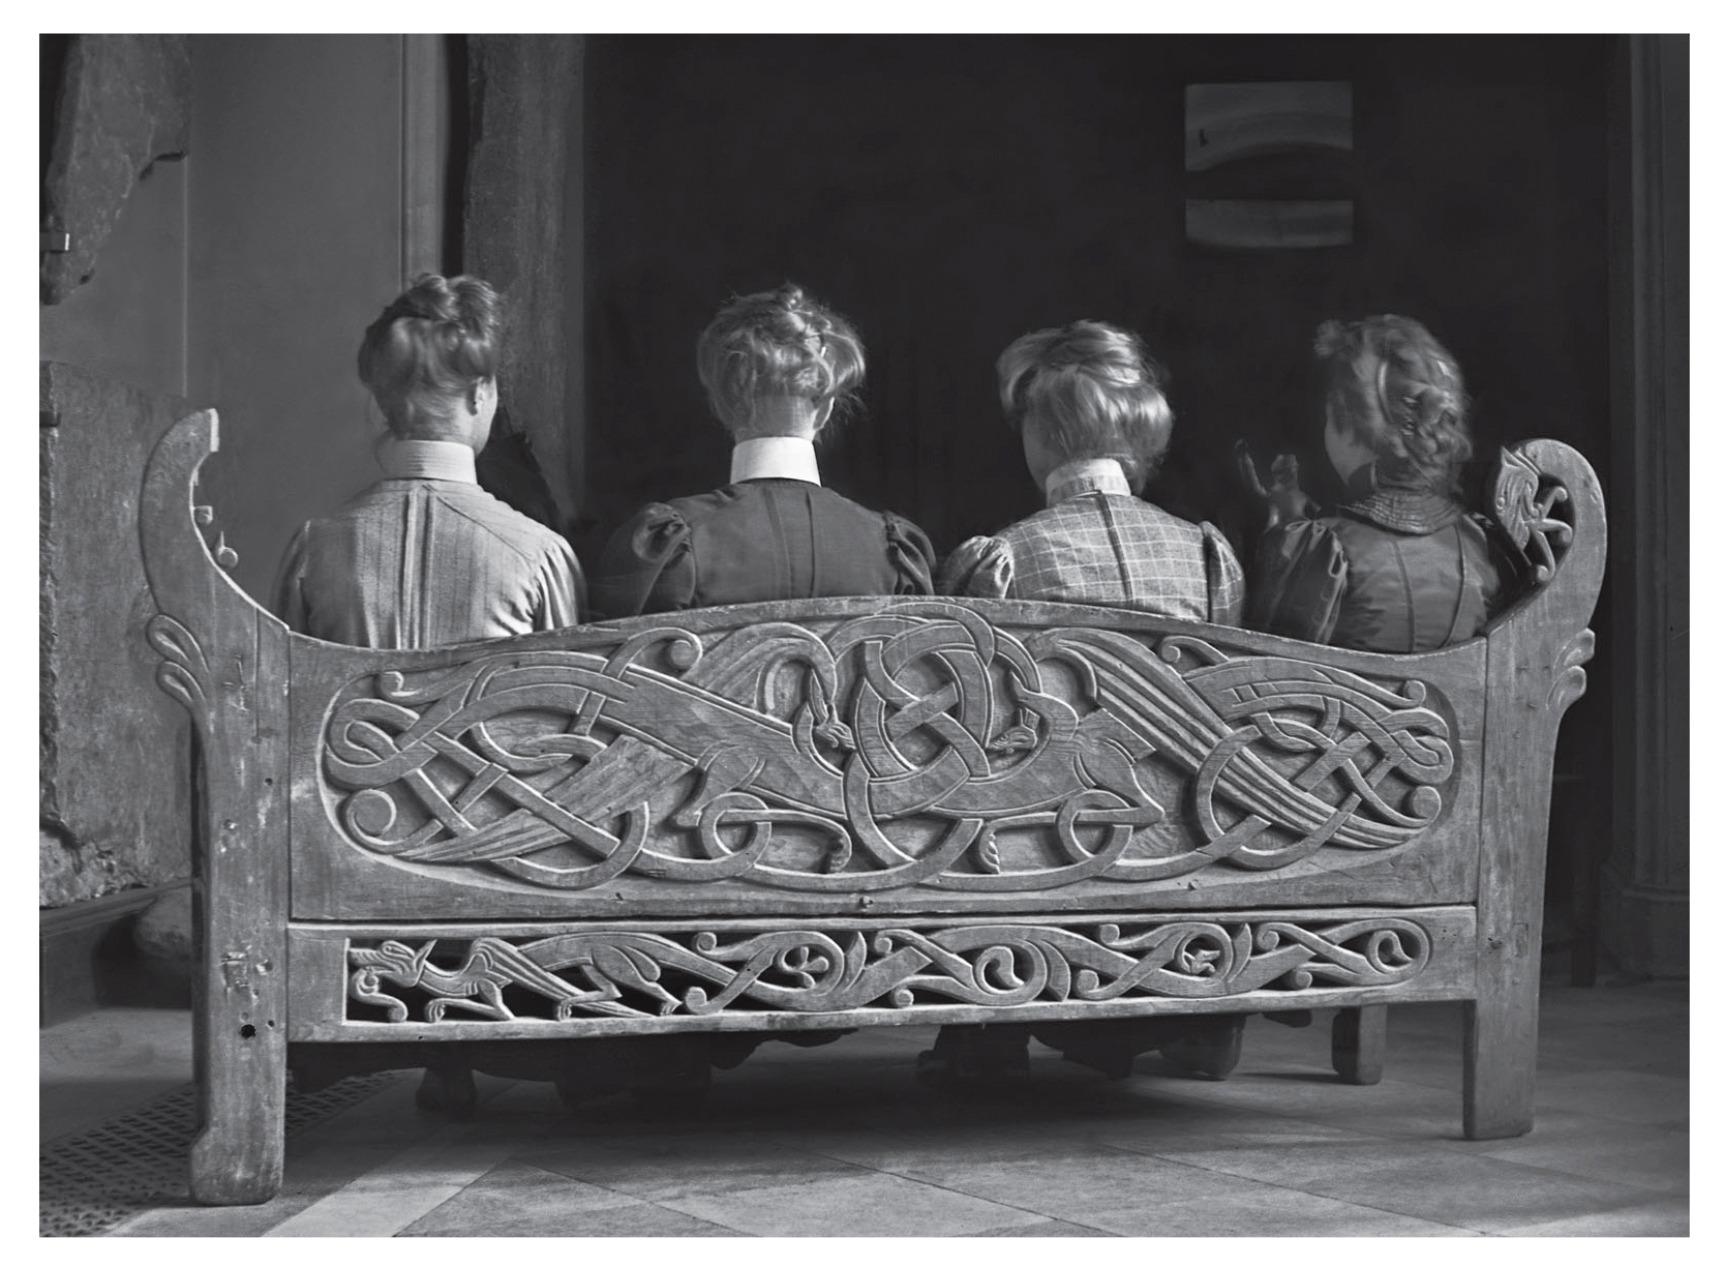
[139,416,1603,930]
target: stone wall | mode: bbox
[40,36,451,913]
[40,361,191,906]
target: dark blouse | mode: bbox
[1246,488,1514,654]
[591,478,935,618]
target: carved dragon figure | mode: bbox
[347,937,684,1021]
[1489,446,1572,583]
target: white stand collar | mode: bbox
[379,439,478,484]
[1044,457,1131,506]
[730,436,822,485]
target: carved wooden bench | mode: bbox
[139,411,1603,1204]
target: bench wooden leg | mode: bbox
[188,887,287,1204]
[1330,1005,1387,1085]
[1464,982,1539,1139]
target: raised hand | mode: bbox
[1236,440,1317,529]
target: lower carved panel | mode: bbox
[342,915,1438,1026]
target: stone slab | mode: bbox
[40,361,192,907]
[42,36,191,305]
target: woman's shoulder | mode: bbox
[937,534,1013,597]
[636,487,740,522]
[802,482,902,518]
[1119,494,1218,537]
[601,499,696,569]
[610,485,786,541]
[792,486,933,547]
[1018,493,1213,545]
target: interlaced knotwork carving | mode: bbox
[344,917,1434,1023]
[321,603,1456,892]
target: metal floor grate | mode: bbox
[40,1074,396,1237]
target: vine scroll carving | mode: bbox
[346,916,1435,1024]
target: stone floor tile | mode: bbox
[264,1134,515,1236]
[1082,1186,1481,1236]
[1498,1197,1690,1237]
[970,1219,1116,1236]
[666,1169,1044,1236]
[398,1159,663,1234]
[1151,1133,1447,1185]
[1169,1139,1671,1234]
[110,1138,432,1236]
[523,1135,865,1202]
[781,1119,1104,1171]
[1476,1118,1688,1194]
[1095,1108,1386,1157]
[881,1145,1268,1226]
[410,1198,744,1237]
[765,1084,1183,1156]
[1144,1071,1466,1141]
[1535,1069,1689,1128]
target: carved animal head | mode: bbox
[1489,447,1543,549]
[348,939,434,985]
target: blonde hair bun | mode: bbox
[696,282,866,434]
[997,319,1174,491]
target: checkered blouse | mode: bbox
[938,466,1245,625]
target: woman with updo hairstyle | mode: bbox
[275,273,584,1116]
[926,321,1246,1089]
[1240,314,1511,652]
[592,283,934,617]
[273,272,583,649]
[939,320,1244,623]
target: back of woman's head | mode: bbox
[696,284,866,435]
[357,274,502,438]
[997,320,1173,491]
[1315,314,1471,493]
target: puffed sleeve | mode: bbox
[1245,520,1348,645]
[532,535,586,630]
[938,535,1015,599]
[1199,521,1245,628]
[271,522,312,633]
[590,503,697,619]
[884,512,936,596]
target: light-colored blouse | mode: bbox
[273,439,584,648]
[939,458,1244,625]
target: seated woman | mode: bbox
[939,320,1243,623]
[1241,314,1511,651]
[588,284,932,1103]
[591,284,934,616]
[273,273,584,1117]
[274,273,584,645]
[930,320,1246,1087]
